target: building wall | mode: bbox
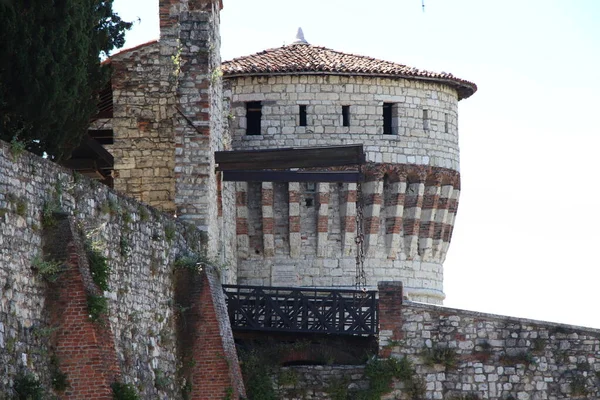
[110,0,237,272]
[0,140,241,398]
[110,42,177,213]
[227,74,460,170]
[273,284,600,400]
[225,74,461,303]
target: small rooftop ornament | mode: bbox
[291,27,309,45]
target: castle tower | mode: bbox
[109,0,238,275]
[222,31,476,303]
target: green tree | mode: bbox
[0,0,131,160]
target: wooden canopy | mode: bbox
[215,145,366,183]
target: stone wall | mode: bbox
[276,365,367,400]
[110,0,236,265]
[0,140,242,398]
[225,74,462,303]
[379,284,600,400]
[271,283,600,400]
[226,74,460,170]
[110,41,177,213]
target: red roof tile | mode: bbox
[222,43,476,100]
[101,40,159,65]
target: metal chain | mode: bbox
[355,165,367,289]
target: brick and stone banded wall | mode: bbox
[170,0,228,261]
[111,0,237,268]
[0,140,234,398]
[381,297,600,400]
[227,74,460,170]
[110,41,178,213]
[235,163,459,304]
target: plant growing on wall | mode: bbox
[85,242,110,291]
[174,253,207,272]
[9,136,26,160]
[87,293,108,323]
[31,255,65,282]
[354,356,424,400]
[499,351,536,367]
[13,372,44,400]
[111,381,140,400]
[50,355,69,392]
[421,345,459,369]
[165,223,176,242]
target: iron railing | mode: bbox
[222,285,378,336]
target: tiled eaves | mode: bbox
[222,43,477,100]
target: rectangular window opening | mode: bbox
[342,105,350,127]
[299,105,307,127]
[444,113,449,133]
[423,109,429,131]
[246,101,262,135]
[383,103,393,134]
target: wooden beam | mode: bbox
[84,136,114,166]
[61,159,98,170]
[222,171,362,183]
[215,145,365,171]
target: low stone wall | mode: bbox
[0,140,240,398]
[378,283,600,400]
[276,365,367,400]
[274,283,600,400]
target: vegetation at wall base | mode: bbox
[238,346,278,400]
[0,0,131,160]
[50,355,70,392]
[13,372,44,400]
[354,356,424,400]
[111,381,140,400]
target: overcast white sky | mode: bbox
[113,0,600,329]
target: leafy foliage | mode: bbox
[111,381,140,400]
[31,255,65,282]
[355,356,419,400]
[239,347,278,400]
[0,0,131,160]
[421,345,459,369]
[13,372,44,400]
[86,242,110,291]
[87,293,108,322]
[50,355,70,392]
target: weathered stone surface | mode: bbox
[0,139,217,397]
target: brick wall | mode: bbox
[45,216,119,399]
[189,267,245,399]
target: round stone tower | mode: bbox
[221,29,476,304]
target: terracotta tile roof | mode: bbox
[222,43,476,100]
[101,40,159,65]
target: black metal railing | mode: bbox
[222,285,378,336]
